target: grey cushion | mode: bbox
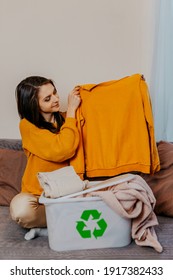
[0,139,22,150]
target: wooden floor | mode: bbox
[0,206,173,260]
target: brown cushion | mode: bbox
[0,149,27,206]
[142,141,173,217]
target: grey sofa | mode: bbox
[0,138,173,260]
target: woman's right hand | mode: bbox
[66,86,81,118]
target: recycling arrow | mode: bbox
[76,221,91,238]
[81,209,101,221]
[76,209,107,239]
[93,218,107,239]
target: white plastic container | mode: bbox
[39,176,132,252]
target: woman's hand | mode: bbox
[66,86,81,118]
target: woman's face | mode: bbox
[38,83,60,118]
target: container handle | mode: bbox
[56,173,135,201]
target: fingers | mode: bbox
[68,86,81,104]
[72,86,80,96]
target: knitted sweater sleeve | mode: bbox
[20,118,79,162]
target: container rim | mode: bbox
[39,192,102,205]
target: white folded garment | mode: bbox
[37,166,87,198]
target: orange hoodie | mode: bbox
[20,117,79,195]
[70,74,160,178]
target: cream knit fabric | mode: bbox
[37,166,87,198]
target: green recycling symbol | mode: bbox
[76,209,107,239]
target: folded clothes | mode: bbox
[37,166,87,198]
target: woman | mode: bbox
[10,76,81,240]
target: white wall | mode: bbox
[0,0,157,138]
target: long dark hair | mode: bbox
[15,76,64,133]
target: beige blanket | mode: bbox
[88,174,163,253]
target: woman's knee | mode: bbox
[10,192,46,228]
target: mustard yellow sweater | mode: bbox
[70,74,160,178]
[20,117,79,195]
